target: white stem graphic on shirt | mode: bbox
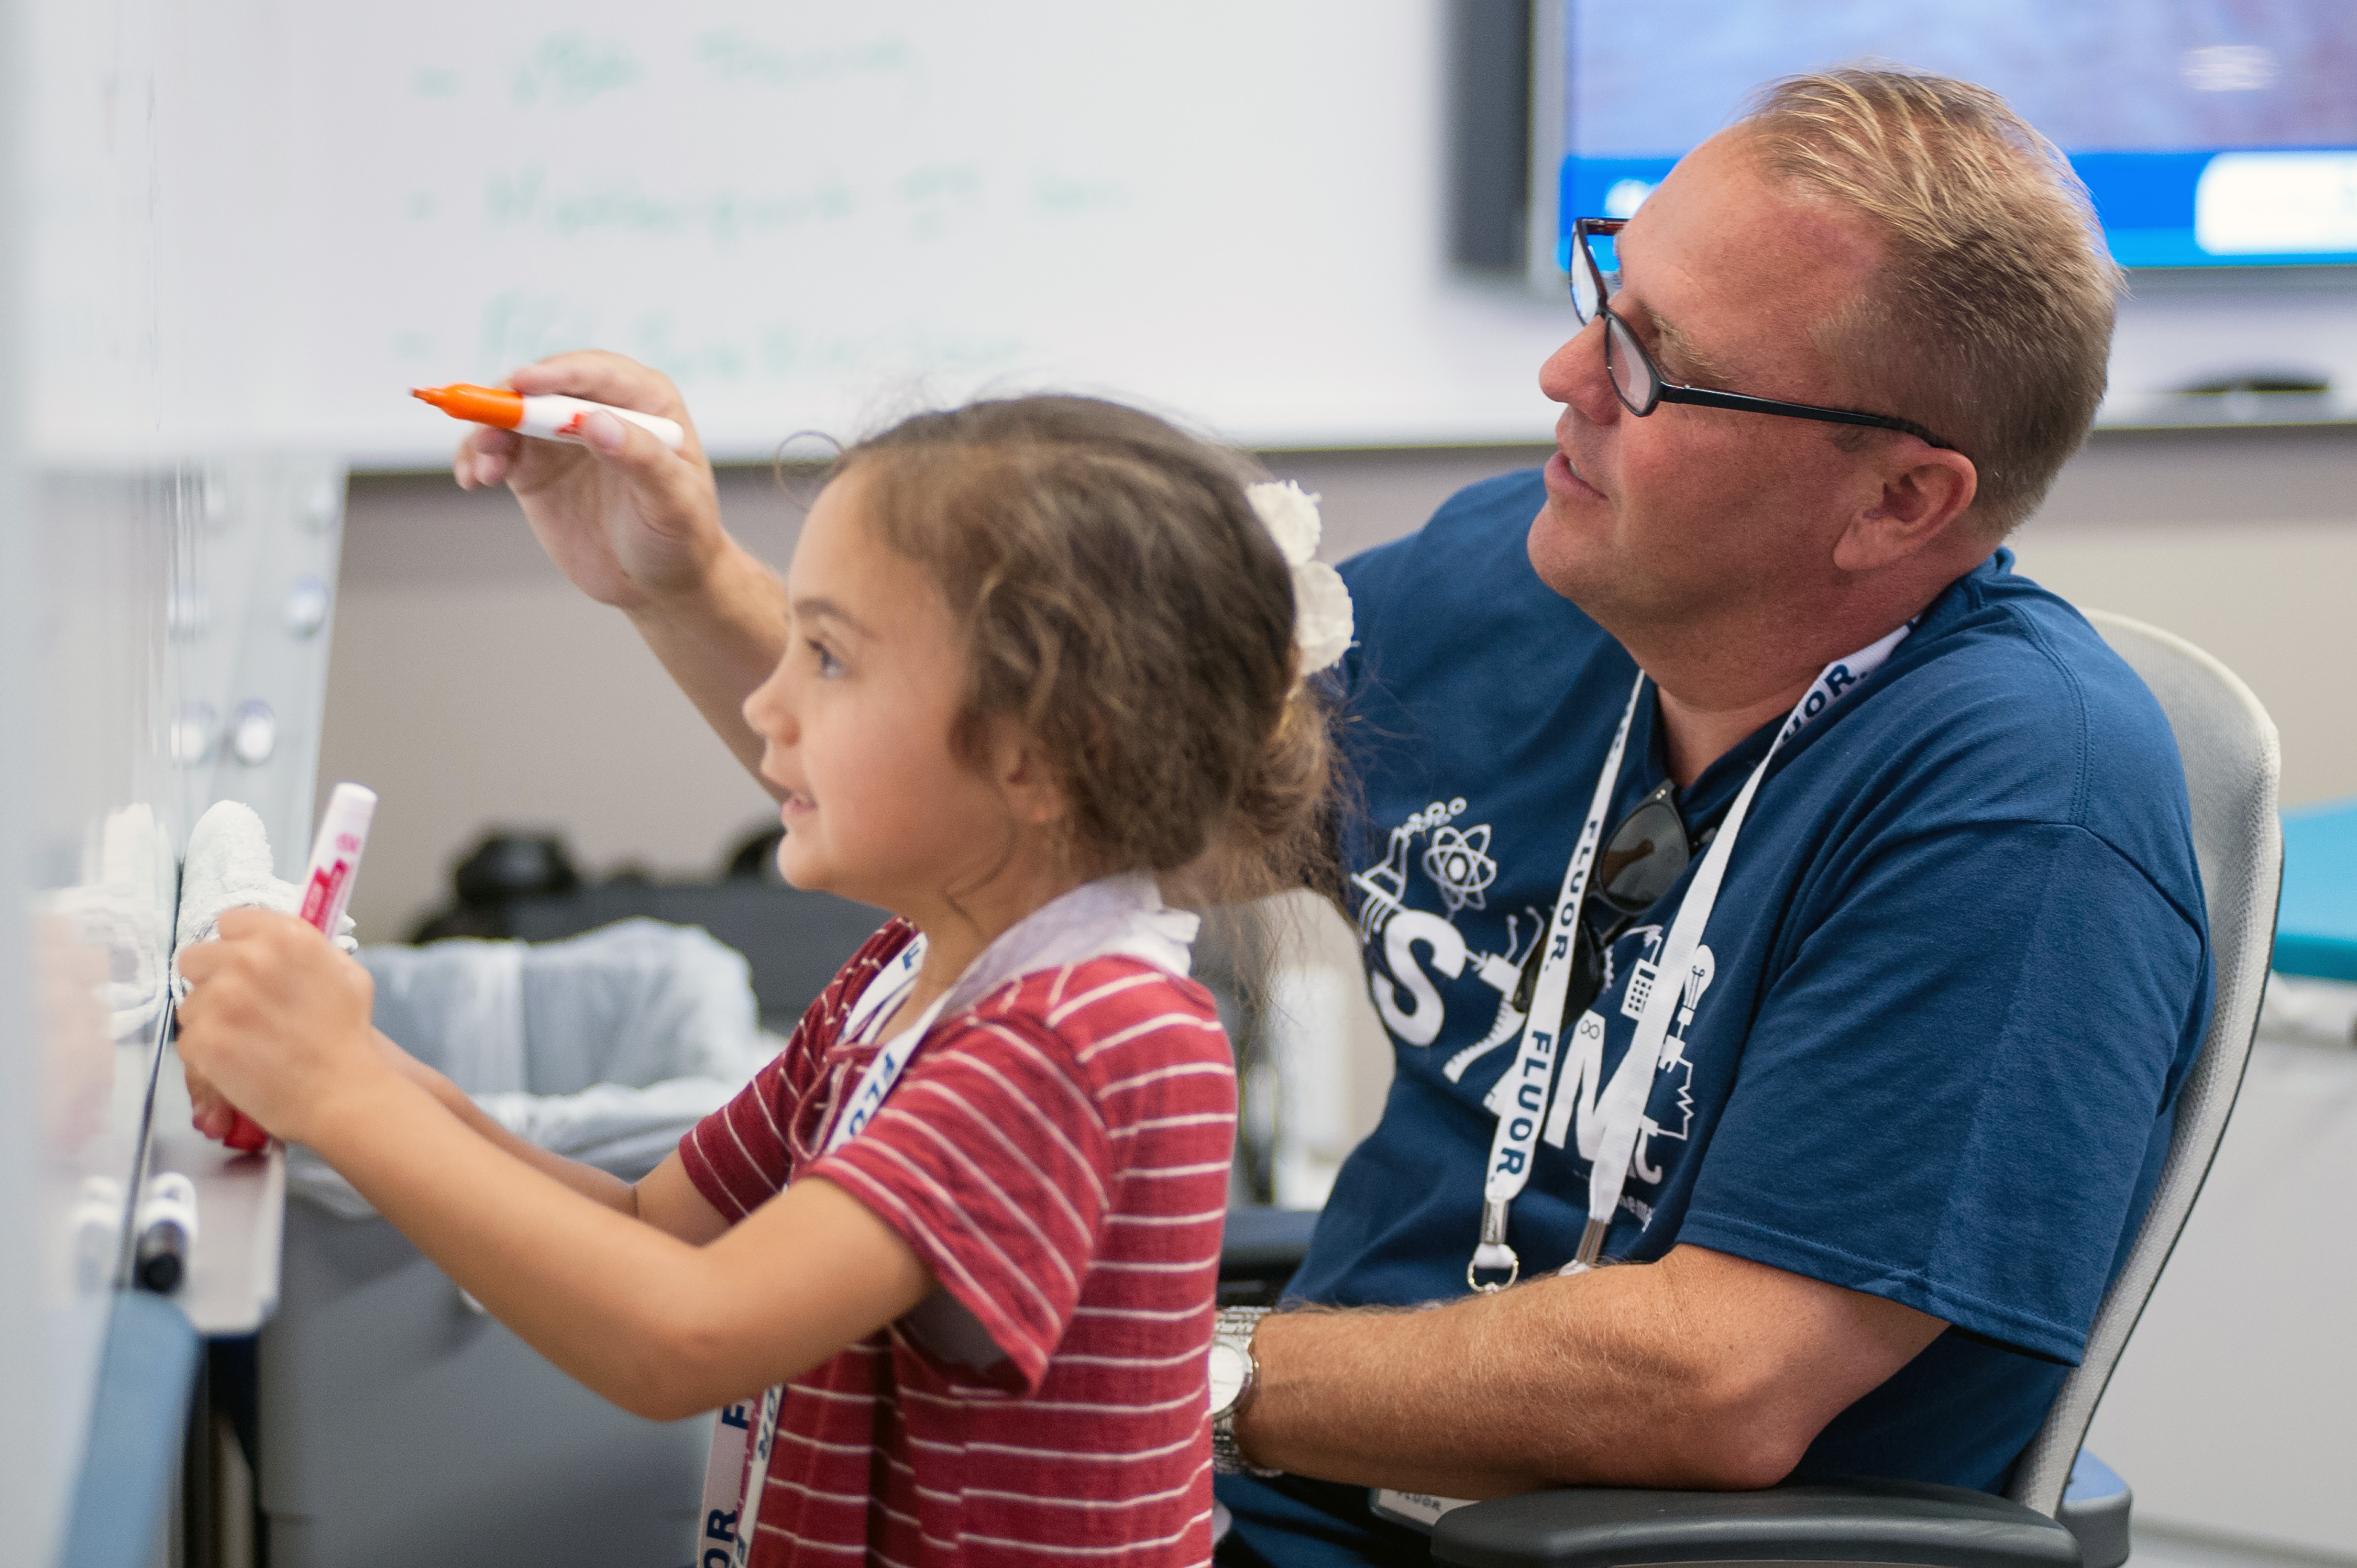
[1356,798,1540,1058]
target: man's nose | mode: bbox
[1539,315,1621,425]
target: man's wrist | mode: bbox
[1211,1305,1283,1477]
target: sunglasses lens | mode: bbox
[1596,799,1690,914]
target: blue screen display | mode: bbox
[1559,1,2357,270]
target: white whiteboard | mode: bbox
[31,1,1573,467]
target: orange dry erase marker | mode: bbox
[412,383,686,451]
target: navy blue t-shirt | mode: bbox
[1220,470,2213,1567]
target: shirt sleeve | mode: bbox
[805,1006,1121,1395]
[677,921,909,1222]
[1679,819,2208,1363]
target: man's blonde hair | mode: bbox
[1737,68,2122,536]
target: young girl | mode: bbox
[176,393,1340,1567]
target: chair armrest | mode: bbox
[1219,1206,1321,1305]
[1430,1477,2083,1568]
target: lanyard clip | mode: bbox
[1468,1198,1520,1293]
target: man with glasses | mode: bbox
[1208,68,2211,1568]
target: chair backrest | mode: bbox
[2006,611,2282,1517]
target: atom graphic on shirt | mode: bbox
[1421,823,1498,915]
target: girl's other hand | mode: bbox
[175,909,387,1151]
[450,350,723,614]
[183,1059,266,1150]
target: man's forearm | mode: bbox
[1234,1245,1946,1498]
[1238,1268,1711,1497]
[625,537,791,794]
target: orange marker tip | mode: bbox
[410,382,525,429]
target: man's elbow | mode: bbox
[1670,1419,1811,1492]
[1657,1365,1831,1491]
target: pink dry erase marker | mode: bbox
[412,383,687,451]
[219,782,378,1154]
[298,782,376,934]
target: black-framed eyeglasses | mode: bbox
[1511,780,1698,1030]
[1568,217,1960,454]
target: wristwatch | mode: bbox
[1208,1305,1281,1476]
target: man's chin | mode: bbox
[1526,490,1608,606]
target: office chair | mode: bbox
[1220,612,2281,1568]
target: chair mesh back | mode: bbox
[2006,611,2282,1516]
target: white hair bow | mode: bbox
[1247,481,1355,676]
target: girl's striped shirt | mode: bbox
[680,919,1236,1568]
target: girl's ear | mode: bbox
[984,717,1069,830]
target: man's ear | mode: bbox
[1834,447,1979,572]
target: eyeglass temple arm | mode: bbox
[1654,383,1954,449]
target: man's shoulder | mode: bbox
[1830,556,2194,851]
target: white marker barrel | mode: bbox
[300,782,377,935]
[517,394,687,452]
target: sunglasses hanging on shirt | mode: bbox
[1510,780,1722,1031]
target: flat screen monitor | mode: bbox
[1557,2,2357,271]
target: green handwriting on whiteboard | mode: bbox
[510,33,643,109]
[482,168,862,246]
[692,29,914,89]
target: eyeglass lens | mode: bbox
[1570,228,1620,323]
[1602,315,1659,417]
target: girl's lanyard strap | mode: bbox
[703,936,931,1568]
[1469,621,1912,1292]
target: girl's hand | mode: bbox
[188,1025,437,1150]
[174,909,388,1150]
[451,351,724,614]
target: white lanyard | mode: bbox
[1467,623,1911,1291]
[697,876,1200,1566]
[698,942,930,1567]
[1469,676,1643,1289]
[727,947,946,1567]
[822,937,938,1153]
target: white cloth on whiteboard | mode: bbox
[43,802,179,1041]
[170,798,358,1001]
[288,919,780,1219]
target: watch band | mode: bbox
[1209,1305,1281,1477]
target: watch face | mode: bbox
[1207,1340,1249,1415]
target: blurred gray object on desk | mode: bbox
[414,825,887,1031]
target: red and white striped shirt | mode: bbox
[679,920,1236,1568]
